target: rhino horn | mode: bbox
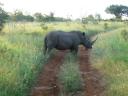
[91,36,98,45]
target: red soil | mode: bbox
[30,51,66,96]
[78,46,106,96]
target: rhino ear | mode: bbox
[82,32,85,36]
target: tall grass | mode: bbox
[0,24,47,96]
[1,21,127,96]
[0,22,86,96]
[59,53,82,94]
[91,27,128,96]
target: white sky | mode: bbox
[0,0,128,19]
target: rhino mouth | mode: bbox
[86,46,92,49]
[85,47,92,51]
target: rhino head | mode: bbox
[81,32,98,49]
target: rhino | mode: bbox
[44,30,97,54]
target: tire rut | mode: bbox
[30,46,106,96]
[30,51,66,96]
[78,46,106,96]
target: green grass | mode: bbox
[91,27,128,96]
[0,33,47,96]
[59,53,82,93]
[0,22,87,96]
[0,21,128,96]
[0,22,49,96]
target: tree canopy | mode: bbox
[0,7,9,31]
[34,12,70,22]
[105,5,128,19]
[10,10,34,22]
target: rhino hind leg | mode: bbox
[43,44,53,54]
[43,37,47,54]
[43,45,47,54]
[47,43,55,53]
[70,47,78,54]
[74,47,78,53]
[47,47,53,53]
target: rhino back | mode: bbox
[46,31,82,50]
[56,31,81,49]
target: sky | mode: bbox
[0,0,128,19]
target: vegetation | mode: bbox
[10,10,34,22]
[7,11,71,22]
[91,23,128,96]
[59,53,82,93]
[0,23,47,96]
[0,18,128,96]
[0,4,128,96]
[105,5,128,20]
[0,22,94,96]
[0,7,9,31]
[82,15,98,24]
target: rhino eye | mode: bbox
[82,32,85,36]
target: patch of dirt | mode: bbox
[78,46,106,96]
[30,51,66,96]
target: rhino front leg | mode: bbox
[70,47,78,54]
[74,47,78,53]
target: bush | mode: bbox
[121,29,128,41]
[104,23,108,31]
[0,7,9,32]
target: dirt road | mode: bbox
[30,47,105,96]
[78,47,106,96]
[30,51,66,96]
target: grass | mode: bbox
[0,21,128,96]
[0,23,48,96]
[0,22,86,96]
[0,33,47,96]
[91,26,128,96]
[59,53,82,93]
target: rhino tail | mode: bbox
[43,37,47,54]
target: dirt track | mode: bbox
[30,47,105,96]
[30,51,66,96]
[78,47,106,96]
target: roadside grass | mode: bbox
[91,27,128,96]
[0,21,127,96]
[0,32,48,96]
[0,22,50,96]
[59,53,82,94]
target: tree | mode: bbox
[34,12,43,22]
[13,10,24,21]
[9,10,34,22]
[95,14,101,22]
[34,12,70,22]
[105,5,128,20]
[48,12,55,21]
[82,15,97,24]
[0,7,9,31]
[24,15,34,22]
